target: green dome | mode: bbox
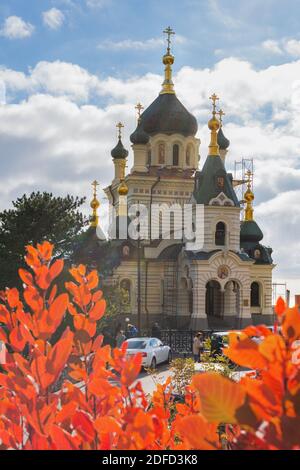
[130,125,150,145]
[139,93,198,137]
[217,128,230,150]
[111,138,128,159]
[240,220,263,246]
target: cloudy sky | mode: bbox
[0,0,299,300]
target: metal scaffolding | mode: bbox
[272,282,289,307]
[233,158,254,219]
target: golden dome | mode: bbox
[208,116,220,131]
[244,188,254,202]
[90,198,100,210]
[118,179,128,196]
[162,53,174,65]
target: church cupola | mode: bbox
[217,109,230,162]
[240,171,263,248]
[130,27,200,174]
[112,122,128,181]
[193,94,239,206]
[131,103,149,173]
[90,180,100,228]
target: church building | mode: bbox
[78,28,275,331]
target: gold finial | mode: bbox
[244,170,254,221]
[118,178,129,196]
[135,102,144,123]
[116,122,124,140]
[90,180,100,227]
[217,109,225,127]
[208,93,220,156]
[160,26,176,95]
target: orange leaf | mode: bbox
[224,337,268,370]
[275,296,286,317]
[94,416,121,434]
[121,353,142,387]
[50,424,79,450]
[282,306,300,342]
[37,241,53,261]
[48,293,69,330]
[86,271,98,290]
[72,410,95,442]
[176,414,219,450]
[89,299,106,322]
[9,326,26,352]
[36,265,52,290]
[7,288,20,308]
[49,259,64,282]
[18,269,34,286]
[192,372,246,424]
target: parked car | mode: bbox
[125,337,172,369]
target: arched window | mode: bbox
[215,222,226,246]
[120,279,131,305]
[173,144,179,166]
[186,144,192,166]
[251,282,260,307]
[158,143,165,164]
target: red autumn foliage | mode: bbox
[0,242,300,450]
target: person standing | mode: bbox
[193,332,202,362]
[116,330,126,348]
[151,322,161,339]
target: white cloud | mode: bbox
[86,0,111,7]
[262,39,282,55]
[284,39,300,57]
[98,35,187,51]
[42,8,65,30]
[0,16,34,39]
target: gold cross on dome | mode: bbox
[92,180,99,197]
[209,93,219,113]
[116,122,124,139]
[135,102,144,120]
[163,26,175,54]
[217,108,225,126]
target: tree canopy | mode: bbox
[0,192,88,289]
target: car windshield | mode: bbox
[127,340,147,349]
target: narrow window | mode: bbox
[173,144,179,166]
[215,222,226,246]
[251,282,260,307]
[158,143,165,164]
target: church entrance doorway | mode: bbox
[205,280,222,317]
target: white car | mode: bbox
[125,337,171,369]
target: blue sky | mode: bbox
[0,0,300,297]
[1,0,300,76]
